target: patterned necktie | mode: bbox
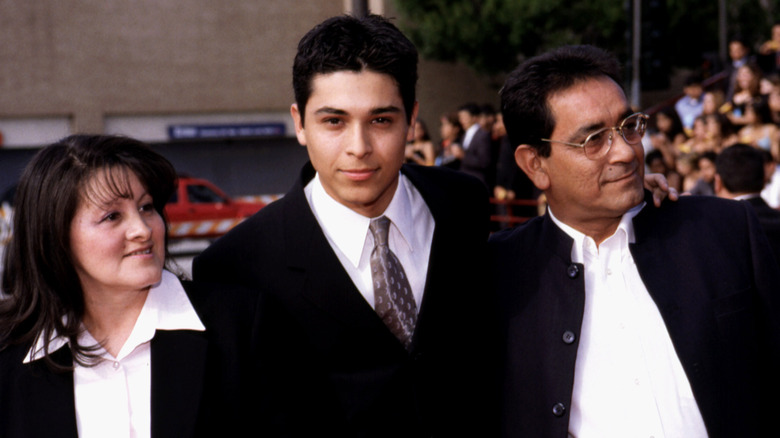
[369,216,417,350]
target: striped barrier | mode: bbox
[168,193,284,240]
[168,218,248,239]
[0,202,13,245]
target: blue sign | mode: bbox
[168,123,286,140]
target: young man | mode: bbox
[492,45,780,437]
[193,14,495,437]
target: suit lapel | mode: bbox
[150,330,208,438]
[21,347,80,437]
[281,163,394,335]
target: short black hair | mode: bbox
[645,149,665,167]
[716,144,766,193]
[458,102,481,116]
[292,14,418,126]
[500,45,622,157]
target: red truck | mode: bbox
[165,176,266,239]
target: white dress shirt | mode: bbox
[305,172,434,311]
[26,270,205,438]
[462,123,479,150]
[549,205,708,438]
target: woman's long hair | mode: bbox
[0,135,176,369]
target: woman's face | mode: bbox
[70,169,165,298]
[705,116,722,138]
[414,121,426,141]
[702,92,718,114]
[440,118,454,140]
[692,118,707,138]
[655,113,672,132]
[736,66,755,90]
[769,87,780,112]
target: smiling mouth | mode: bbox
[126,248,153,257]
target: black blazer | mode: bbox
[0,280,270,438]
[193,162,497,437]
[489,192,780,438]
[460,126,496,189]
[745,196,780,266]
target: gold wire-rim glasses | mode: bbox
[540,112,649,159]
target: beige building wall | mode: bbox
[0,0,498,147]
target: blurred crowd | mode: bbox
[412,25,780,211]
[407,102,536,206]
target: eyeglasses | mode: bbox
[541,112,649,160]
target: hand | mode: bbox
[494,186,508,200]
[644,173,679,207]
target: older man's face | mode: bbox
[537,76,645,231]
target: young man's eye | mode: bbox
[323,118,342,125]
[140,203,155,213]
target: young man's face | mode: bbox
[291,70,417,218]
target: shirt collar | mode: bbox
[24,270,204,363]
[309,171,414,268]
[734,193,761,201]
[549,202,645,263]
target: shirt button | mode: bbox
[112,361,120,370]
[552,402,566,417]
[606,268,613,276]
[567,264,579,278]
[562,331,576,344]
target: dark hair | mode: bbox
[500,45,622,157]
[458,102,481,116]
[0,135,177,369]
[747,97,773,124]
[684,73,703,87]
[480,104,497,116]
[699,150,718,165]
[645,149,665,167]
[415,119,431,141]
[706,113,738,137]
[292,14,418,126]
[716,143,766,193]
[653,106,685,140]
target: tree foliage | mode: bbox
[393,0,780,78]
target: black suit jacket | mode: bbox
[193,162,496,437]
[746,196,780,265]
[489,192,780,438]
[461,126,496,189]
[0,280,269,438]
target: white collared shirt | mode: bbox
[462,123,479,150]
[549,205,708,438]
[305,172,434,310]
[25,270,205,438]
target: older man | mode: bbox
[491,45,780,438]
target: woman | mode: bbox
[404,119,436,166]
[737,99,780,164]
[435,111,464,168]
[0,135,272,437]
[725,63,764,126]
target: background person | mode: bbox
[715,143,780,265]
[405,118,436,166]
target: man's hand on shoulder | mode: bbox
[644,173,679,207]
